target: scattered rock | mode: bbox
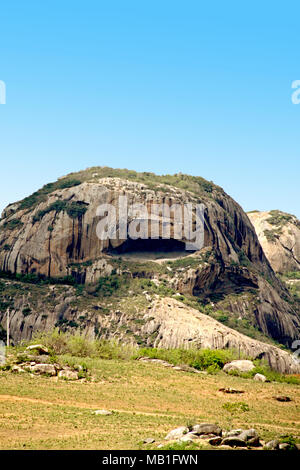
[279,443,291,451]
[238,429,258,442]
[273,396,292,402]
[253,373,267,382]
[27,354,51,363]
[221,437,247,447]
[31,364,56,376]
[181,432,199,440]
[11,365,25,373]
[223,429,244,437]
[192,424,222,436]
[58,370,79,380]
[180,435,195,443]
[165,426,188,440]
[208,436,222,446]
[93,410,112,416]
[247,437,261,447]
[143,438,155,444]
[26,344,49,355]
[219,387,245,394]
[223,360,255,374]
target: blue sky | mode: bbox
[0,0,299,217]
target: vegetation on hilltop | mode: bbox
[4,167,224,216]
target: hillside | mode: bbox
[0,344,299,450]
[0,168,300,365]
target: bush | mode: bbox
[24,329,137,360]
[97,274,123,297]
[222,402,249,413]
[32,200,88,223]
[1,219,23,230]
[135,347,238,371]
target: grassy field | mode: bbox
[0,355,299,450]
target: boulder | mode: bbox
[26,345,49,355]
[247,437,261,447]
[192,424,222,436]
[223,429,244,437]
[219,387,244,394]
[238,429,258,442]
[208,436,222,446]
[165,426,188,440]
[93,410,112,416]
[58,370,79,380]
[11,365,25,373]
[221,437,247,447]
[223,429,260,447]
[253,373,267,382]
[180,432,198,441]
[279,443,291,451]
[180,435,195,443]
[27,354,50,363]
[273,395,291,402]
[223,360,255,374]
[143,438,155,444]
[31,364,56,376]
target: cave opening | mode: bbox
[107,237,195,259]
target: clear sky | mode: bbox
[0,1,299,217]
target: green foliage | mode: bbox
[135,347,238,371]
[222,402,250,413]
[279,434,297,450]
[17,167,221,215]
[224,360,300,385]
[32,200,68,222]
[32,199,88,223]
[22,307,31,317]
[158,441,199,450]
[264,229,279,243]
[96,274,122,297]
[166,256,205,269]
[24,329,137,360]
[3,244,11,251]
[56,179,81,189]
[238,250,251,267]
[18,178,82,210]
[1,219,23,230]
[267,210,294,227]
[284,271,300,280]
[0,270,77,286]
[66,201,88,219]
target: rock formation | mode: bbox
[0,168,299,351]
[248,210,300,274]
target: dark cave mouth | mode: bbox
[107,237,195,259]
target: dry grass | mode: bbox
[0,358,299,449]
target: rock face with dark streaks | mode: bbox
[0,167,299,349]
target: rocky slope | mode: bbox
[248,210,300,274]
[0,167,300,350]
[1,278,299,373]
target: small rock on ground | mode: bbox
[223,360,255,374]
[253,373,267,382]
[26,345,49,355]
[143,438,155,444]
[93,410,112,416]
[58,370,79,380]
[165,426,188,440]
